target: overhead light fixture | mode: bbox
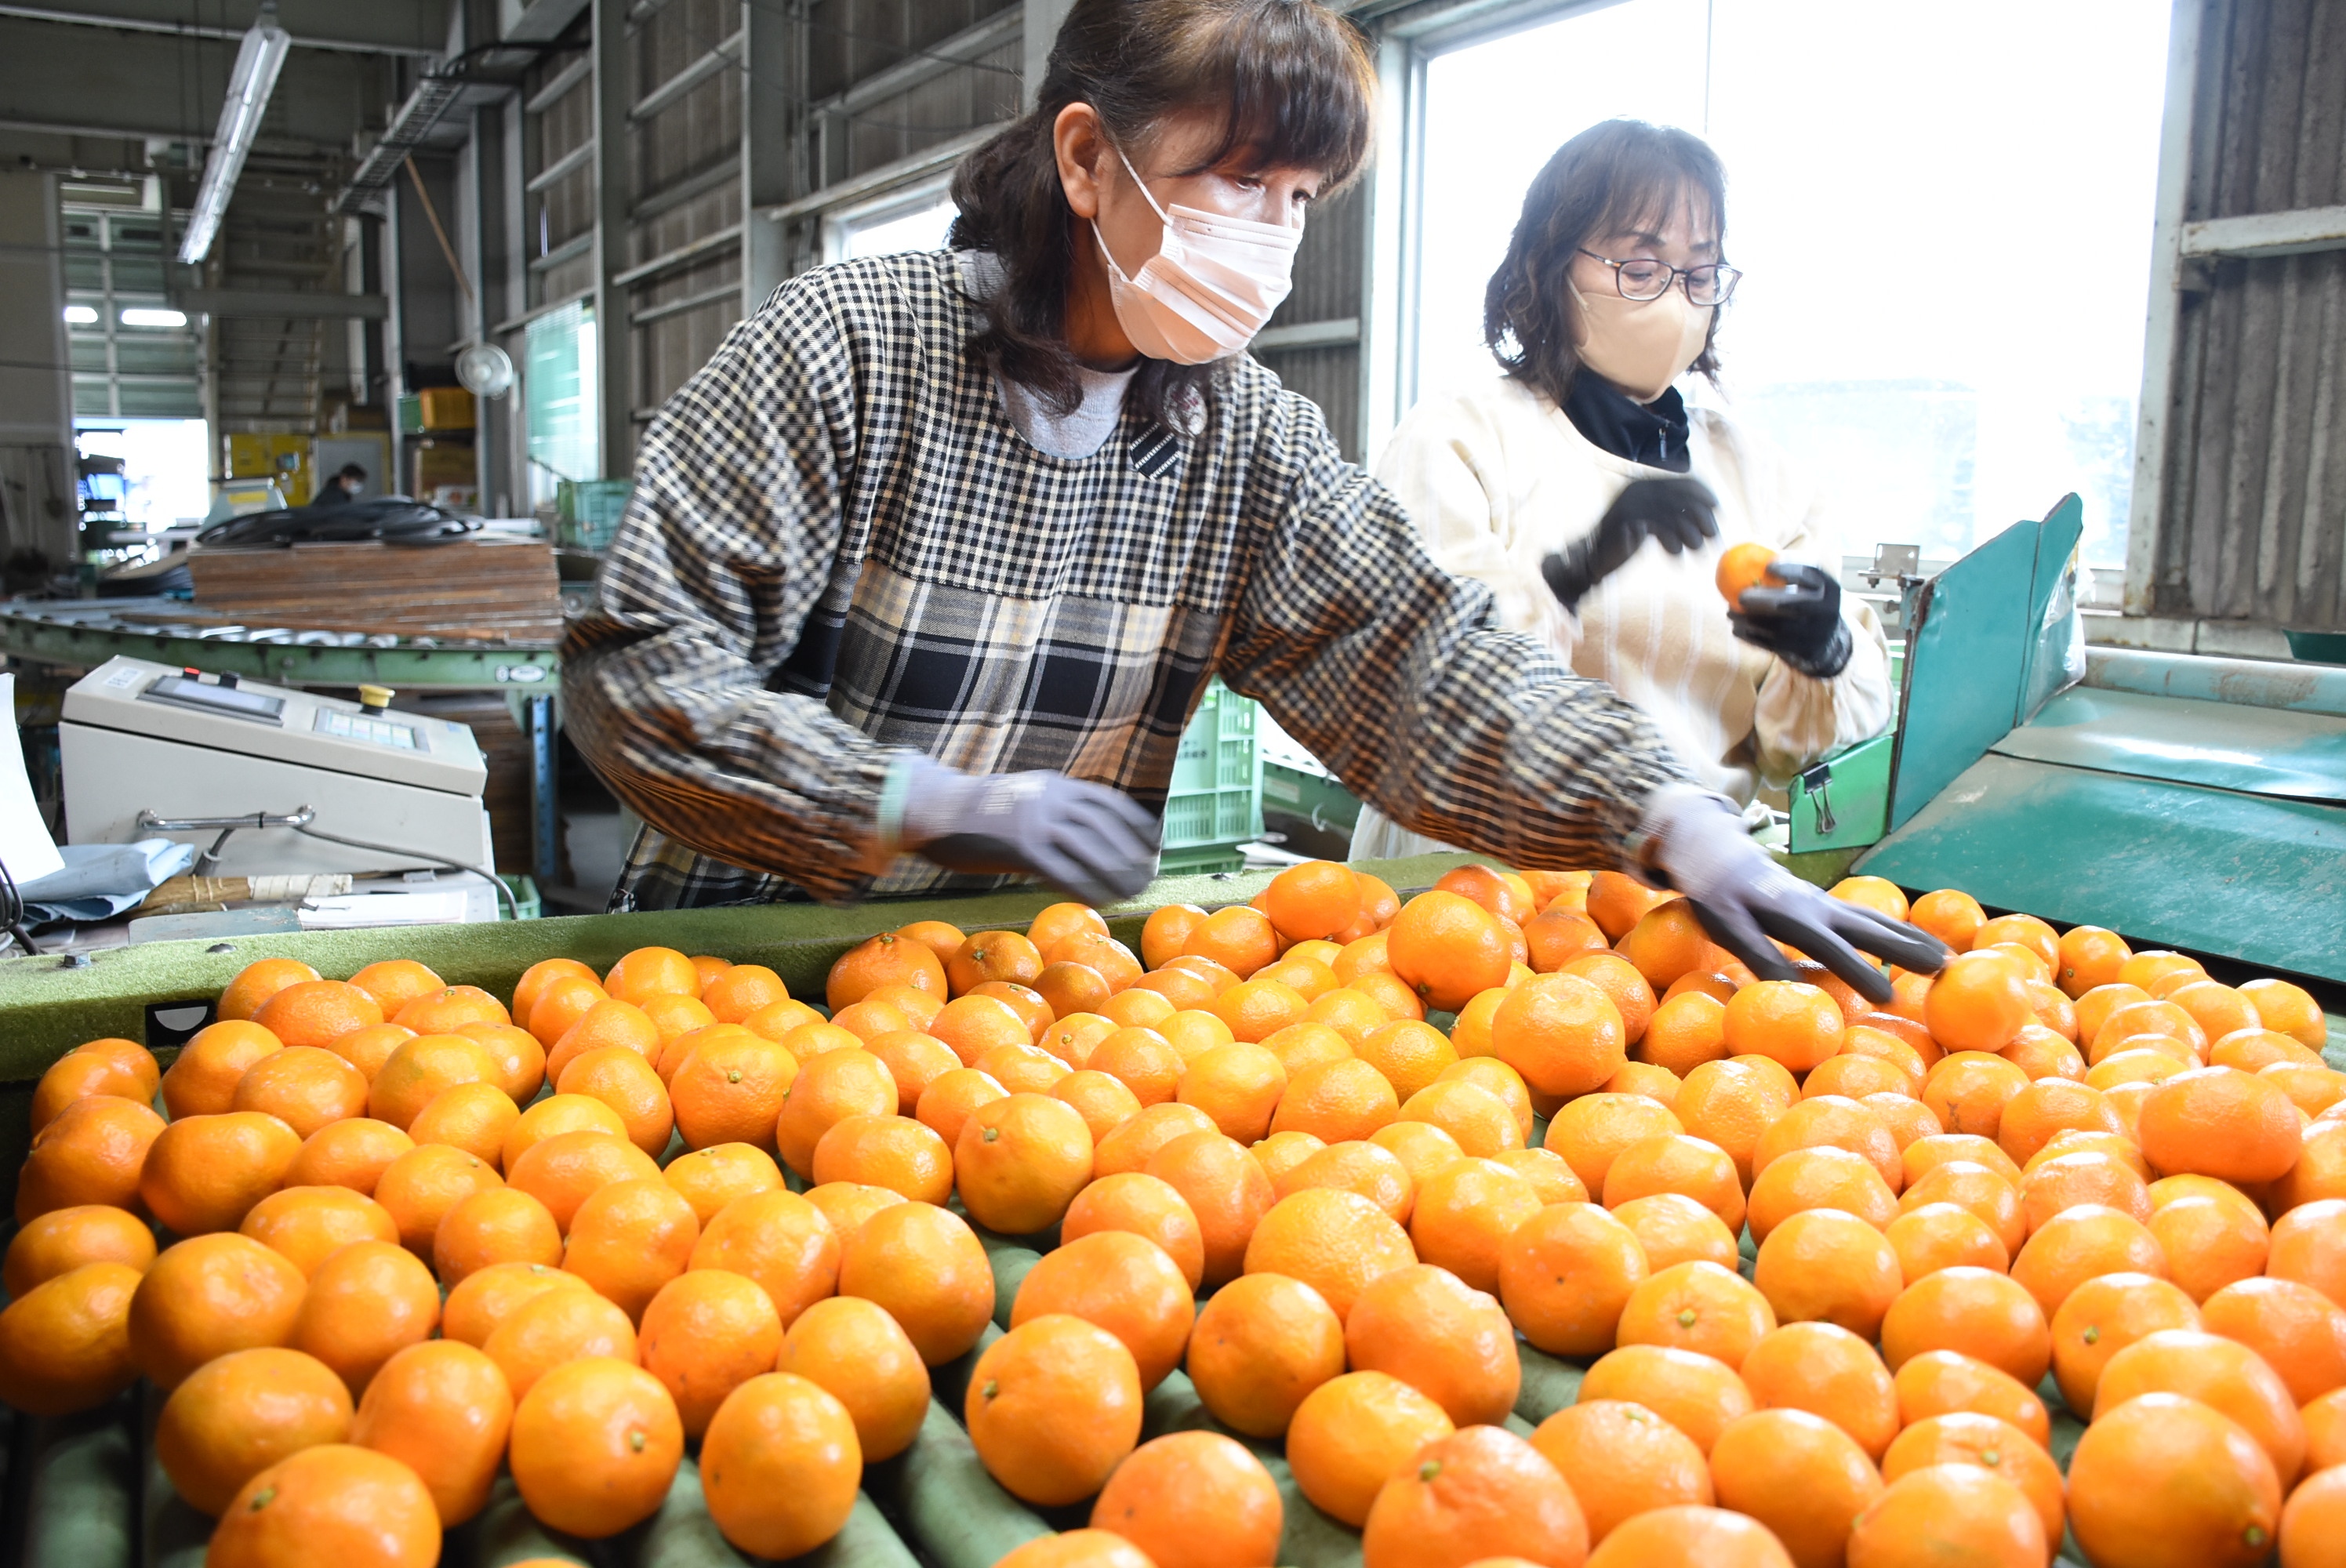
[62,304,98,325]
[176,1,292,266]
[122,307,188,328]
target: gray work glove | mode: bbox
[1541,477,1720,611]
[898,757,1160,907]
[1640,786,1948,1005]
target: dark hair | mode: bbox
[950,0,1375,424]
[336,463,367,481]
[1484,119,1729,409]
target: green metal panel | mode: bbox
[1788,732,1894,852]
[1994,687,2346,800]
[1887,517,2052,833]
[1262,761,1362,837]
[1856,753,2346,984]
[2016,495,2086,723]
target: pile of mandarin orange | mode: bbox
[2,859,2343,1568]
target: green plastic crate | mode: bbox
[555,478,633,551]
[1164,679,1262,857]
[499,874,540,920]
[2286,628,2346,666]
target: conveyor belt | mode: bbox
[3,1211,2108,1568]
[0,599,557,692]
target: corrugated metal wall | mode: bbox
[626,0,745,426]
[1255,183,1370,463]
[808,0,1022,183]
[488,0,1382,480]
[2152,0,2346,631]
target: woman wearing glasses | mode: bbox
[1353,118,1894,861]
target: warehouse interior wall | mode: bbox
[0,0,2335,641]
[0,172,79,569]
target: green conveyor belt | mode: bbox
[0,855,1498,1087]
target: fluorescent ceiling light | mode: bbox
[176,2,292,266]
[121,307,188,328]
[62,304,98,325]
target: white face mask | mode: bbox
[1091,145,1302,365]
[1569,275,1714,402]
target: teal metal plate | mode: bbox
[1789,731,1894,852]
[1856,753,2346,984]
[1888,518,2048,831]
[2017,495,2087,722]
[1996,687,2346,800]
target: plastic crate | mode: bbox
[1163,679,1262,857]
[555,478,633,551]
[499,874,540,920]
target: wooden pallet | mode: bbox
[187,536,565,644]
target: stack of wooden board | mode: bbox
[187,536,564,644]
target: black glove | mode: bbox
[1643,788,1948,1005]
[1540,477,1720,612]
[1730,559,1853,678]
[898,758,1161,906]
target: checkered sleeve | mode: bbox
[1216,385,1696,870]
[559,279,902,904]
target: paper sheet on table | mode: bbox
[0,674,63,887]
[299,889,474,927]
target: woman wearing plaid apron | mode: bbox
[561,0,1942,1000]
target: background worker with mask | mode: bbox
[562,3,1941,1002]
[1354,118,1895,858]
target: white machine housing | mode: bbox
[61,655,496,878]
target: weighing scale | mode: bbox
[60,655,496,881]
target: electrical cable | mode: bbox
[143,808,520,921]
[194,498,478,548]
[286,822,520,920]
[0,856,42,956]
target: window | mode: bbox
[523,300,600,503]
[62,208,201,421]
[1404,0,2172,567]
[74,420,212,530]
[825,185,958,264]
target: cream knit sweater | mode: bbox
[1352,374,1892,858]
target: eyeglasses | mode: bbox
[1578,249,1742,307]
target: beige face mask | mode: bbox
[1569,276,1714,402]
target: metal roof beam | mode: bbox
[0,17,383,147]
[0,1,446,56]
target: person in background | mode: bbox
[1353,118,1894,859]
[309,463,368,508]
[561,2,1941,1000]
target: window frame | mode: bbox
[819,172,960,267]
